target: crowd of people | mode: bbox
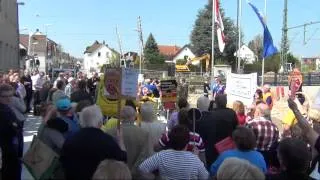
[1,69,320,180]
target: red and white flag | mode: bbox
[215,0,225,53]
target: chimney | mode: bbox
[103,40,105,45]
[36,29,39,32]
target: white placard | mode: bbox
[226,72,257,106]
[312,89,320,110]
[121,68,139,98]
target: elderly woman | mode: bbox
[210,126,267,176]
[140,102,166,147]
[61,105,127,180]
[217,158,265,180]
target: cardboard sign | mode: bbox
[97,76,126,116]
[160,80,178,104]
[121,68,139,98]
[104,68,121,100]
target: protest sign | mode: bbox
[160,80,178,110]
[104,68,121,100]
[226,73,257,106]
[121,68,139,98]
[288,68,303,99]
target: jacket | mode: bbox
[9,96,26,122]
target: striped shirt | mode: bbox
[139,149,209,180]
[159,131,205,152]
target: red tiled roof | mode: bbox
[158,45,181,57]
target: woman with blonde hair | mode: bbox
[216,157,265,180]
[233,100,246,125]
[92,159,132,180]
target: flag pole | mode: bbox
[237,0,242,73]
[261,0,267,86]
[211,0,216,78]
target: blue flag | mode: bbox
[248,2,278,58]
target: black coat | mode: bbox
[60,128,127,180]
[198,107,238,167]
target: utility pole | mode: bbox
[116,25,123,57]
[280,0,288,72]
[137,16,144,74]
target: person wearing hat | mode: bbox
[55,97,80,139]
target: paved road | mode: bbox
[22,114,41,180]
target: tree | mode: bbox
[144,33,165,64]
[190,1,239,69]
[109,52,120,66]
[248,35,263,60]
[286,53,300,68]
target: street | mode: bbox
[22,114,41,180]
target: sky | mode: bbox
[19,0,320,58]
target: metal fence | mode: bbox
[259,73,320,86]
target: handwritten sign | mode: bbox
[104,68,121,100]
[121,68,139,98]
[160,80,178,104]
[226,73,257,106]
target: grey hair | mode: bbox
[257,105,271,119]
[79,105,103,128]
[140,102,155,122]
[217,157,265,180]
[120,106,136,123]
[92,159,131,180]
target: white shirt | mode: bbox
[31,74,45,90]
[31,74,39,91]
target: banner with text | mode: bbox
[121,68,139,98]
[226,73,257,106]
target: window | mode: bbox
[106,52,110,58]
[98,52,101,57]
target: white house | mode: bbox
[234,45,256,64]
[172,45,196,63]
[83,41,119,74]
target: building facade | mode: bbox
[84,41,119,74]
[0,0,20,72]
[20,30,59,73]
[172,45,196,63]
